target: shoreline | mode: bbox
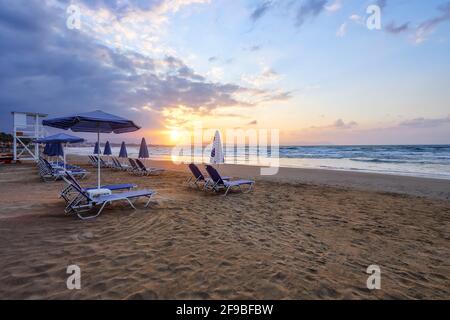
[69,155,450,201]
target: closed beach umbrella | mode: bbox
[94,142,101,155]
[210,130,224,164]
[35,133,84,170]
[43,110,140,189]
[139,137,149,159]
[103,141,112,155]
[51,142,64,157]
[119,141,128,158]
[43,143,51,156]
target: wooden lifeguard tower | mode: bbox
[12,111,48,162]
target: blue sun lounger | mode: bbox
[63,173,156,220]
[60,172,136,210]
[135,159,165,176]
[205,165,255,196]
[187,163,230,189]
[38,158,88,181]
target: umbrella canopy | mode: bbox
[35,133,84,144]
[139,138,149,159]
[42,110,140,134]
[103,141,112,155]
[119,142,128,158]
[210,130,224,164]
[43,110,140,189]
[93,142,101,155]
[35,134,84,169]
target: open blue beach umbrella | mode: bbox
[35,133,84,169]
[35,133,84,144]
[43,110,140,189]
[103,141,112,155]
[139,137,149,159]
[119,141,128,158]
[94,142,101,155]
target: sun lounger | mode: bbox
[111,157,131,171]
[63,172,156,220]
[88,155,98,167]
[90,155,110,168]
[50,161,81,171]
[187,163,230,189]
[38,158,88,182]
[60,172,137,211]
[135,159,165,176]
[205,165,254,196]
[128,158,143,175]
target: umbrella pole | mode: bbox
[97,130,101,189]
[64,143,67,171]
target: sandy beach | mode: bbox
[0,157,449,299]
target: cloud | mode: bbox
[206,67,224,81]
[414,2,450,44]
[336,22,347,37]
[385,21,410,34]
[399,116,450,128]
[249,45,262,51]
[332,119,358,129]
[376,0,387,10]
[249,0,331,30]
[309,118,358,130]
[247,120,258,125]
[76,0,210,17]
[241,67,282,87]
[325,0,341,12]
[0,0,290,132]
[250,1,273,22]
[349,14,363,24]
[208,56,218,62]
[295,0,328,28]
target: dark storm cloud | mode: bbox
[0,0,289,132]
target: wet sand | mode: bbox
[0,158,449,299]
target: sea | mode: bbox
[66,145,450,180]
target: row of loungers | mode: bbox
[37,157,88,182]
[60,172,156,220]
[187,163,255,196]
[38,158,253,220]
[88,156,164,176]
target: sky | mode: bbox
[0,0,449,145]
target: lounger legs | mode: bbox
[74,195,155,220]
[76,199,136,220]
[222,183,254,196]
